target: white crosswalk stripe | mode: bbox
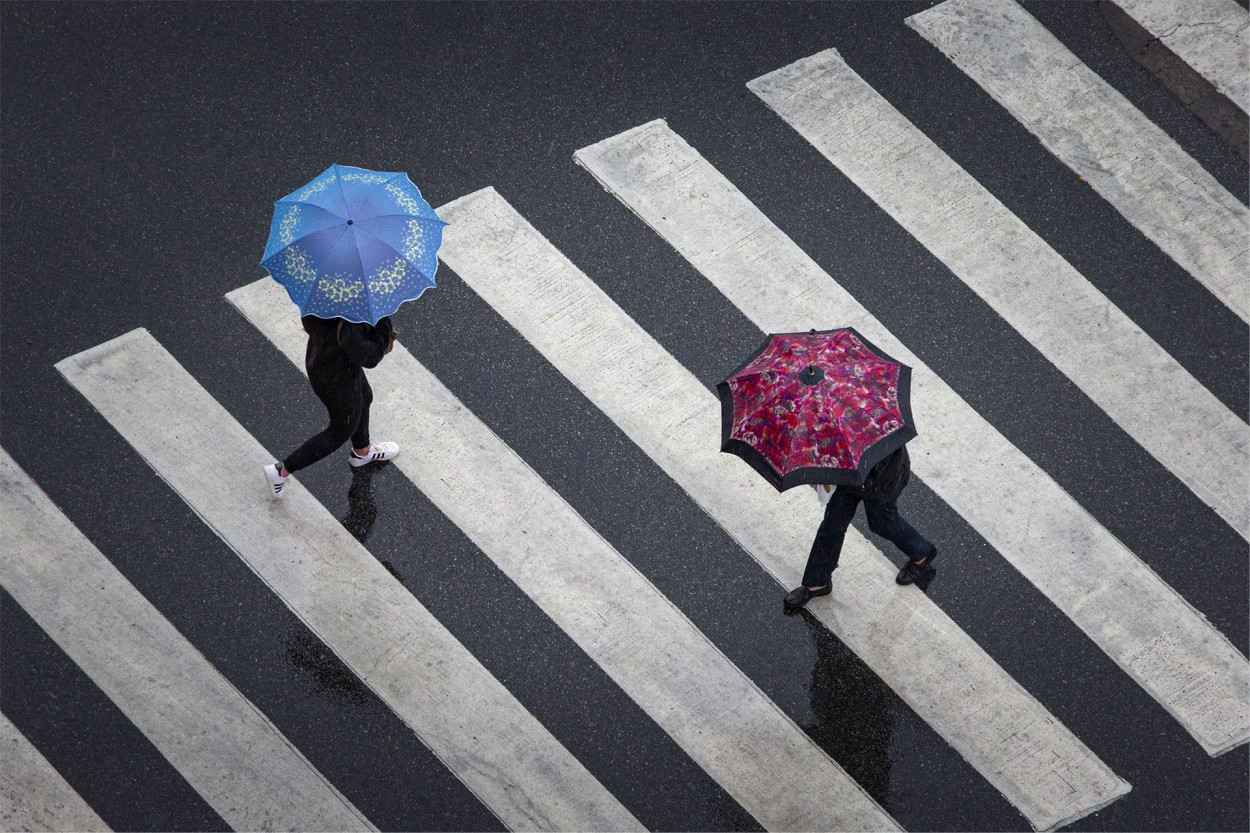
[905,0,1250,324]
[435,186,1131,832]
[1110,0,1249,114]
[572,120,1250,759]
[54,330,643,833]
[7,5,1246,829]
[0,711,110,833]
[229,277,898,833]
[746,45,1249,541]
[0,448,374,833]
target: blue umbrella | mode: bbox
[260,164,448,325]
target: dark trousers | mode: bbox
[282,374,372,474]
[801,487,935,587]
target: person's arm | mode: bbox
[339,318,394,368]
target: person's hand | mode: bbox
[384,325,399,354]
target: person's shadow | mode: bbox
[792,609,896,807]
[284,463,405,701]
[340,464,380,543]
[339,463,406,584]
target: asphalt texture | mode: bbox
[1,2,1247,831]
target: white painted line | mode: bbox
[748,45,1250,541]
[574,121,1250,759]
[1111,0,1249,114]
[0,449,373,833]
[434,187,1130,832]
[229,278,897,833]
[55,331,641,833]
[905,0,1250,324]
[0,711,110,833]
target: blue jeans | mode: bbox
[801,487,935,587]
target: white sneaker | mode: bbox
[349,441,399,467]
[263,463,288,498]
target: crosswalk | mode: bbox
[56,330,640,833]
[229,278,895,833]
[573,116,1248,756]
[0,712,107,833]
[746,44,1248,539]
[907,0,1250,326]
[1109,0,1248,116]
[435,187,1127,831]
[0,448,373,833]
[3,1,1247,831]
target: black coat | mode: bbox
[845,446,911,504]
[302,316,394,396]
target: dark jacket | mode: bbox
[302,316,394,395]
[846,446,911,504]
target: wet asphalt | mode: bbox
[1,2,1247,831]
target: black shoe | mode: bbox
[783,584,832,610]
[896,549,938,586]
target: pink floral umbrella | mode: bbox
[717,327,916,492]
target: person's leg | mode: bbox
[801,488,861,588]
[345,374,400,466]
[281,380,364,474]
[864,500,935,563]
[350,374,373,455]
[866,499,938,586]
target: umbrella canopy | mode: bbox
[717,327,916,492]
[260,164,448,325]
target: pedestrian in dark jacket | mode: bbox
[784,446,937,610]
[263,316,400,498]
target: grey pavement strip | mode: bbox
[55,330,641,833]
[0,448,373,833]
[230,277,897,833]
[0,710,110,833]
[748,45,1249,542]
[435,186,1130,833]
[905,0,1250,324]
[573,121,1250,759]
[1110,0,1249,114]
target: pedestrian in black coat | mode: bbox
[263,316,400,498]
[784,445,938,610]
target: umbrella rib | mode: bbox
[382,171,409,185]
[729,379,809,464]
[345,227,371,313]
[351,223,437,278]
[734,373,888,476]
[323,167,377,314]
[740,379,801,421]
[273,197,345,214]
[280,223,351,312]
[263,223,347,263]
[357,212,447,226]
[332,164,354,219]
